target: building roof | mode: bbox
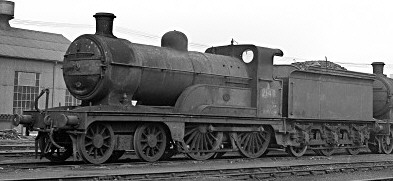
[0,27,71,62]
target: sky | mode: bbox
[9,0,393,76]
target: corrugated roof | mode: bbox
[0,27,71,62]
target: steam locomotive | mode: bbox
[14,12,393,164]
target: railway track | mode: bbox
[362,177,393,181]
[0,150,35,157]
[0,144,35,150]
[0,143,35,156]
[2,153,393,181]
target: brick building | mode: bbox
[0,1,78,131]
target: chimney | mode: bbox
[0,0,14,30]
[93,12,116,38]
[371,62,385,75]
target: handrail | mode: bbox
[35,88,49,114]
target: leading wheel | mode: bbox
[77,123,115,164]
[184,124,223,160]
[38,132,73,162]
[381,130,393,154]
[134,123,167,162]
[234,126,271,158]
[286,145,308,157]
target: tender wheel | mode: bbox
[234,126,271,158]
[38,132,72,162]
[77,123,115,164]
[381,130,393,154]
[134,123,167,162]
[346,147,360,155]
[286,145,308,157]
[319,147,335,156]
[184,124,223,160]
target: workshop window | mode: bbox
[13,72,40,114]
[65,90,81,106]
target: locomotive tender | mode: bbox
[14,13,393,164]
